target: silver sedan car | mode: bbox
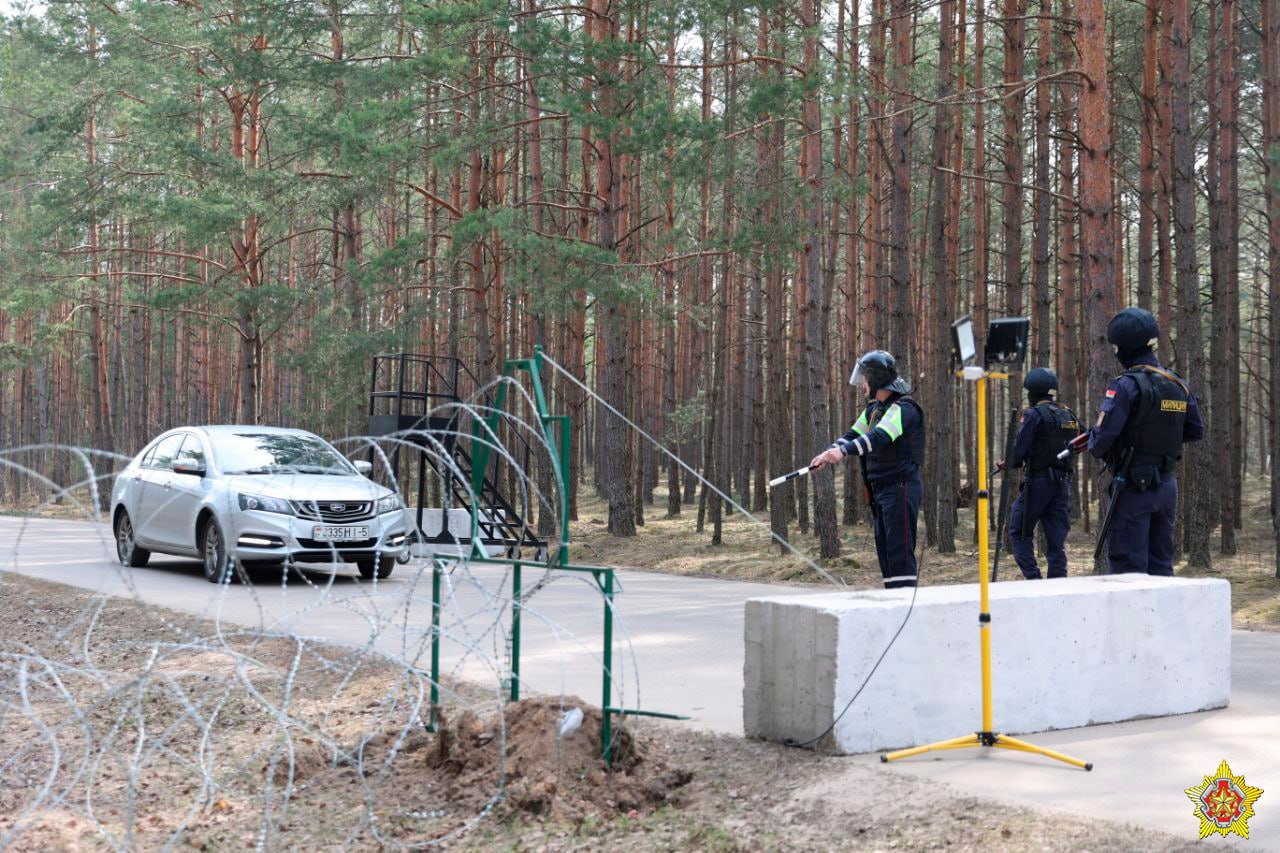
[111,426,408,582]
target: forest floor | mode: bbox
[571,474,1280,632]
[0,572,1198,851]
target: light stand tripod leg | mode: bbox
[882,733,982,763]
[992,734,1092,771]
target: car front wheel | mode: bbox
[357,556,395,581]
[114,510,151,568]
[200,516,236,584]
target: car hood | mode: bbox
[221,474,393,502]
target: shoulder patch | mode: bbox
[1105,389,1117,399]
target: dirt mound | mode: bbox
[428,697,692,820]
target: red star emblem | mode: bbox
[1202,779,1246,826]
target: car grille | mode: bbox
[290,500,374,523]
[295,537,379,550]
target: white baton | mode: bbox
[769,465,817,488]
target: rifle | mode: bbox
[1094,448,1135,564]
[990,407,1021,582]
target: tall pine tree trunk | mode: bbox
[801,0,840,558]
[1077,0,1115,572]
[1263,0,1280,576]
[928,0,958,553]
[1170,0,1211,567]
[589,0,635,537]
[888,0,913,364]
[1031,1,1052,366]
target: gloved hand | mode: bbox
[809,446,846,470]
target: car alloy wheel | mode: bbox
[201,518,232,583]
[114,511,150,568]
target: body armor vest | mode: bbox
[861,395,926,483]
[1111,365,1189,484]
[1028,402,1079,474]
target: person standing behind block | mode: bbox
[1069,308,1205,575]
[1001,367,1080,580]
[810,350,925,590]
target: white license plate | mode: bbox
[312,525,369,542]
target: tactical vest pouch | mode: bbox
[1127,464,1160,492]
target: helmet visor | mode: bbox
[849,363,867,388]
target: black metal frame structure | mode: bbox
[367,353,544,558]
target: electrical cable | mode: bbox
[542,352,925,751]
[784,478,921,749]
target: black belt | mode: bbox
[867,469,919,489]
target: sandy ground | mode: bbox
[0,571,1199,851]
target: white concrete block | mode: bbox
[743,575,1231,754]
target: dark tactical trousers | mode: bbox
[870,472,923,589]
[1008,472,1071,579]
[1105,476,1177,577]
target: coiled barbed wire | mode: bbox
[0,376,651,849]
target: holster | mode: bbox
[1126,464,1161,492]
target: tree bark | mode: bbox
[1002,0,1026,323]
[1076,0,1115,572]
[1170,0,1211,567]
[1263,0,1280,576]
[799,0,840,558]
[928,0,958,553]
[1137,0,1158,313]
[589,0,635,537]
[1031,0,1052,365]
[888,0,914,364]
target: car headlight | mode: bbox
[238,493,294,515]
[376,493,402,515]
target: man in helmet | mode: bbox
[1000,367,1080,579]
[1075,307,1204,575]
[810,350,925,589]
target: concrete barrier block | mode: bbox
[743,575,1231,755]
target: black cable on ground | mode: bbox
[784,480,921,750]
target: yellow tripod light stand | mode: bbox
[881,329,1091,771]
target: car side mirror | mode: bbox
[353,460,373,477]
[172,460,205,477]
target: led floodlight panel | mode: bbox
[984,317,1031,369]
[951,315,977,367]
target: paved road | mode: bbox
[0,515,781,733]
[2,515,1277,846]
[868,626,1280,849]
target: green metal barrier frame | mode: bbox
[466,345,571,567]
[425,346,684,763]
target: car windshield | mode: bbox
[215,433,354,475]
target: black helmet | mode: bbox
[1107,307,1159,365]
[1023,367,1058,401]
[850,350,911,395]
